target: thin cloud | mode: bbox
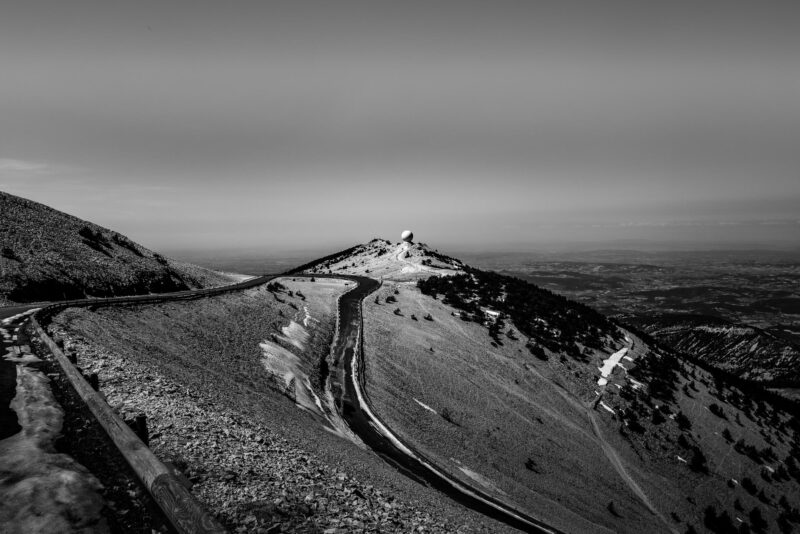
[0,158,55,175]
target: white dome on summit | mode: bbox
[400,230,414,242]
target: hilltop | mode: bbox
[291,238,464,281]
[0,191,239,304]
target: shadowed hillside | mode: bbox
[0,191,236,304]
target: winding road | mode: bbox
[3,273,562,533]
[318,274,561,533]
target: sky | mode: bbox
[1,0,799,254]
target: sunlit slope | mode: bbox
[313,243,800,534]
[0,191,236,303]
[296,238,464,281]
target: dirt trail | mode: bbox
[524,336,677,533]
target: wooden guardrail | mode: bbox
[23,278,280,534]
[25,273,316,534]
[31,315,227,534]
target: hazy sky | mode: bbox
[2,0,799,253]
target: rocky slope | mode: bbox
[631,314,800,386]
[0,191,236,304]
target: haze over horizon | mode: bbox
[2,0,799,253]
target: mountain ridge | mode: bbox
[630,314,800,387]
[0,191,238,304]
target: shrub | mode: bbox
[441,407,456,424]
[607,501,621,517]
[749,507,767,532]
[778,512,793,534]
[703,506,718,530]
[676,411,692,431]
[416,266,615,350]
[709,403,726,419]
[1,247,18,260]
[690,447,709,473]
[267,281,286,292]
[524,458,540,472]
[652,410,666,425]
[527,343,548,360]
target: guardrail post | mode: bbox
[135,414,149,446]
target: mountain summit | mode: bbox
[293,238,464,281]
[0,191,238,303]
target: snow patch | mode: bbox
[3,345,41,364]
[258,340,322,415]
[259,337,356,442]
[457,466,508,496]
[697,325,753,335]
[629,378,646,390]
[216,271,257,283]
[597,345,629,386]
[0,363,105,531]
[279,320,310,351]
[414,398,438,414]
[302,305,317,328]
[1,308,40,325]
[599,401,616,414]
